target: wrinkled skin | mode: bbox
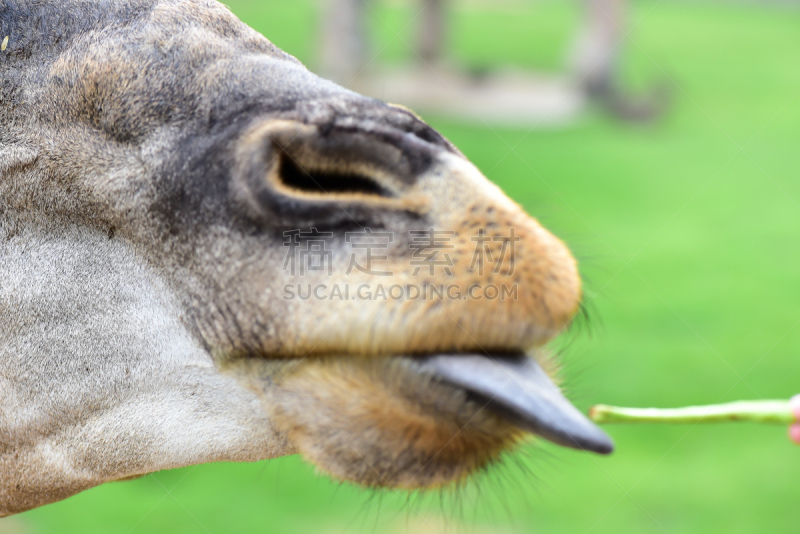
[0,0,610,516]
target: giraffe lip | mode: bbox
[416,353,614,455]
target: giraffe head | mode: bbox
[0,0,611,512]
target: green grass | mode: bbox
[10,0,800,532]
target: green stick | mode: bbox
[590,400,796,425]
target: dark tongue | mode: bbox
[418,354,613,454]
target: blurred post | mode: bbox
[571,0,626,98]
[417,0,446,64]
[319,0,368,83]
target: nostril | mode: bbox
[276,152,393,198]
[234,120,422,224]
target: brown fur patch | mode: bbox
[268,358,524,488]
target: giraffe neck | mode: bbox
[0,217,289,516]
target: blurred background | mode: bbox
[6,0,799,532]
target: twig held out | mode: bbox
[590,399,798,425]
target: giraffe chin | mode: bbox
[262,352,612,489]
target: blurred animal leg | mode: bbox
[319,0,369,82]
[417,0,446,64]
